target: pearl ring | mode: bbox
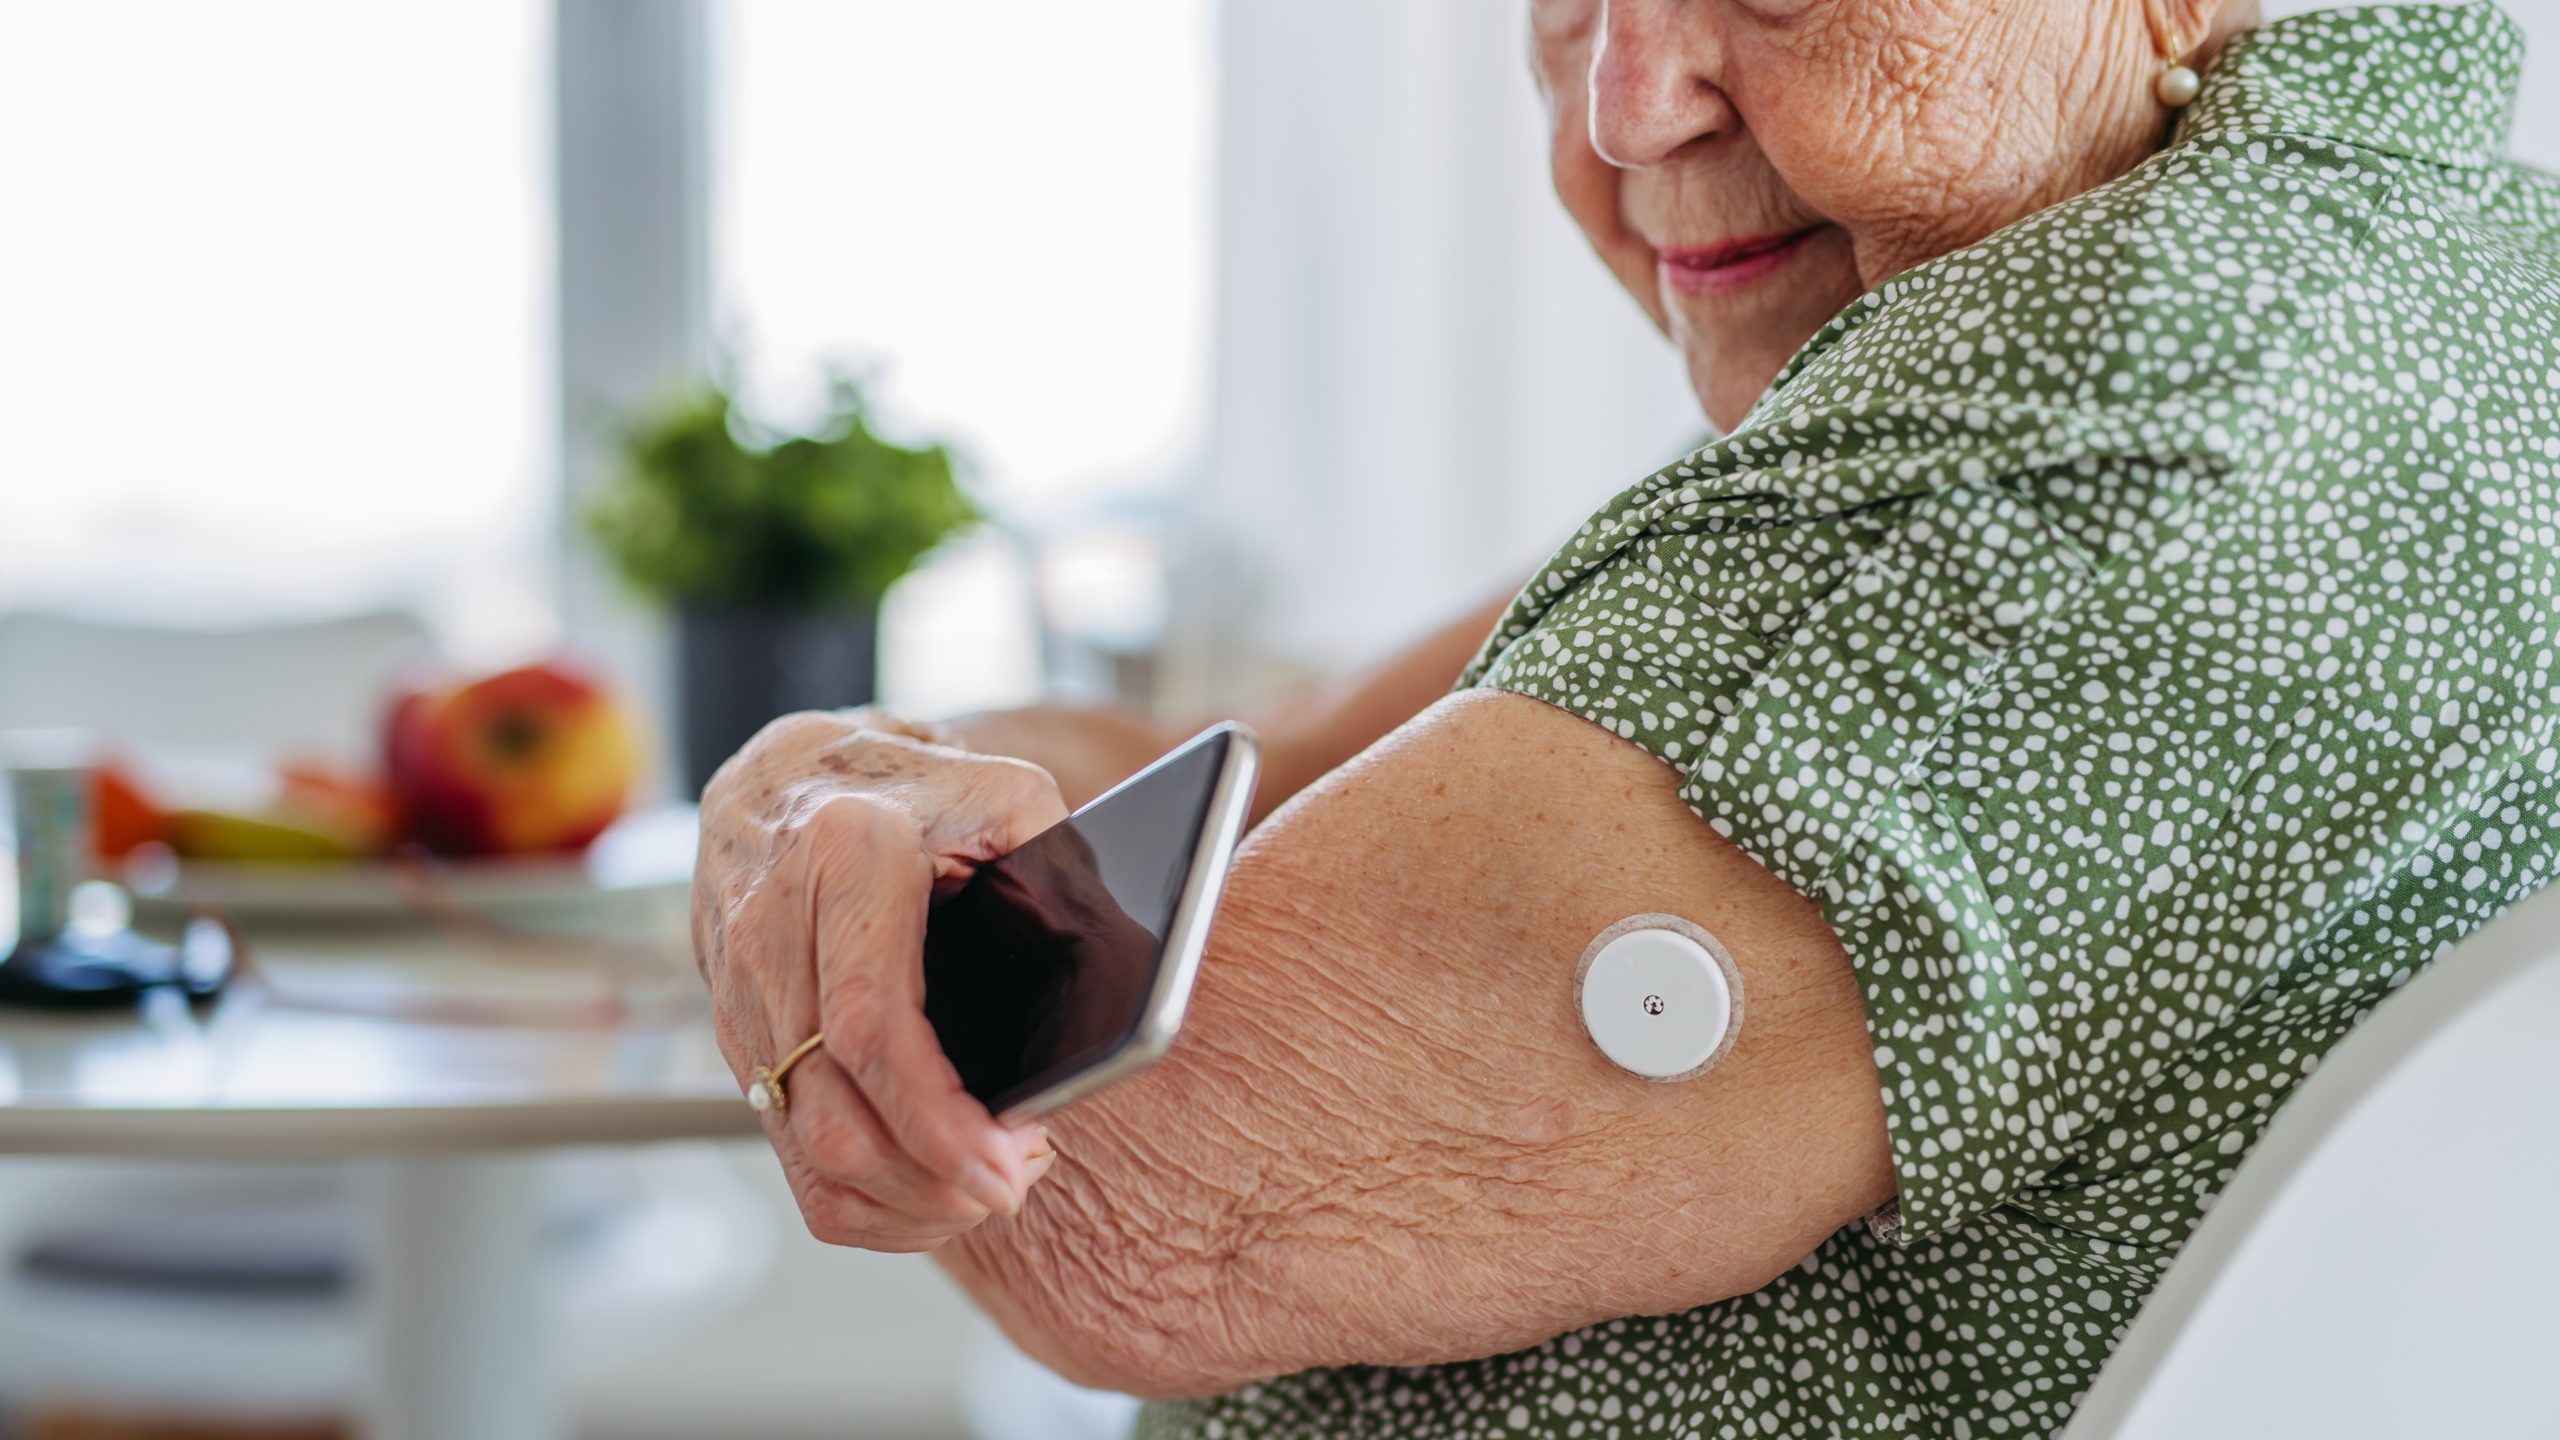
[748,1032,827,1114]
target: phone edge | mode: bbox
[990,721,1263,1121]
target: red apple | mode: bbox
[383,661,639,856]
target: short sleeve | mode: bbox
[1465,403,2298,1246]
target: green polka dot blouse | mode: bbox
[1137,4,2560,1437]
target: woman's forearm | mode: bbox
[935,577,1527,824]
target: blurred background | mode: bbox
[0,1,2552,1438]
[0,0,1705,746]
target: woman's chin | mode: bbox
[1686,353,1790,434]
[1666,267,1866,427]
[1673,314,1815,428]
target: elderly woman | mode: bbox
[695,0,2558,1434]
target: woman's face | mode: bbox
[1536,0,2233,430]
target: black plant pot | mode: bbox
[678,604,879,797]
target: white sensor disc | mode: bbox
[1575,913,1742,1082]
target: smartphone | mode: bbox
[921,722,1260,1119]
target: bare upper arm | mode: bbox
[941,686,1892,1396]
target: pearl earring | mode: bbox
[2156,16,2201,107]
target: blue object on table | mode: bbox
[1,735,232,1009]
[0,918,234,1010]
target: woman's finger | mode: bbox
[917,753,1073,871]
[708,884,945,1210]
[705,987,766,1100]
[716,795,1020,1233]
[715,882,826,1106]
[703,903,796,1106]
[780,1053,1001,1229]
[769,1069,1057,1249]
[803,794,1027,1216]
[773,1147,966,1254]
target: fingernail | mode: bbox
[1025,1150,1059,1187]
[959,1159,1019,1217]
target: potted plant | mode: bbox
[588,375,978,794]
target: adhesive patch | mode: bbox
[1573,913,1744,1082]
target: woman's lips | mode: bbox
[1656,227,1823,296]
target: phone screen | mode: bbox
[921,729,1233,1114]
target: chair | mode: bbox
[0,609,434,762]
[2063,876,2560,1438]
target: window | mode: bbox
[714,0,1214,713]
[0,2,551,659]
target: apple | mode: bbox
[383,661,638,856]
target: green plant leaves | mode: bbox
[586,381,979,610]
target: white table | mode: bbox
[0,920,759,1440]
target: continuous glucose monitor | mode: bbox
[1575,913,1744,1081]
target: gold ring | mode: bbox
[748,1032,826,1114]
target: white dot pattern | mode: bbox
[1138,6,2560,1437]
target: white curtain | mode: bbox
[1167,0,1704,708]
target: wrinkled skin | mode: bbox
[935,695,1896,1395]
[694,709,1064,1244]
[695,0,2257,1399]
[1538,0,2256,428]
[709,692,1891,1396]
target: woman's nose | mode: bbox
[1585,0,1735,169]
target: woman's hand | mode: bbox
[693,705,1068,1251]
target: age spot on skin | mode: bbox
[820,745,927,784]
